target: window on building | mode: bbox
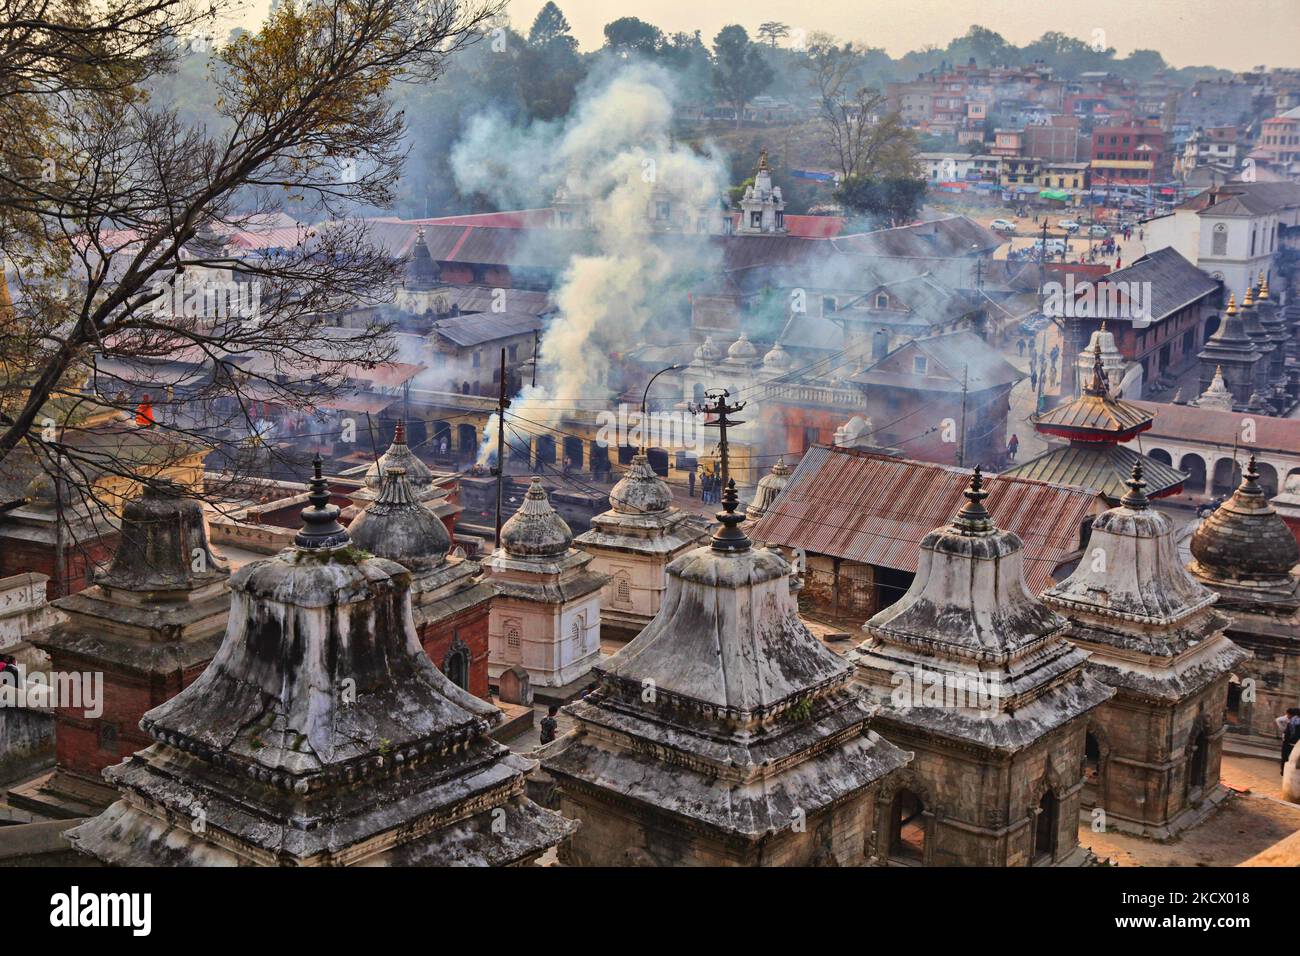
[656,200,671,220]
[823,296,838,314]
[508,344,518,362]
[750,211,762,229]
[615,574,632,605]
[472,350,481,368]
[506,622,521,650]
[913,356,928,374]
[1212,224,1227,255]
[874,293,888,309]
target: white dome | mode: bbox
[727,332,758,361]
[762,341,792,369]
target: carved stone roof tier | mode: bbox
[543,481,909,839]
[67,464,571,866]
[364,420,434,491]
[745,457,791,521]
[1190,455,1300,590]
[1043,464,1245,700]
[33,483,231,676]
[1197,366,1235,411]
[853,469,1113,749]
[99,482,228,593]
[349,468,451,571]
[500,477,573,558]
[576,458,708,556]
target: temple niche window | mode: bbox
[614,573,632,606]
[888,790,926,863]
[97,722,118,753]
[1035,791,1059,862]
[1212,223,1227,255]
[1225,676,1245,726]
[505,620,522,661]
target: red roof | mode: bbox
[1133,401,1300,455]
[748,445,1103,594]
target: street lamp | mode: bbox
[640,364,680,455]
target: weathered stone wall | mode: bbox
[555,781,882,867]
[871,719,1088,866]
[1224,624,1300,745]
[1084,673,1233,833]
[0,706,54,785]
[416,600,491,700]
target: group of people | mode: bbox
[699,470,723,504]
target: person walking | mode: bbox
[1017,338,1026,357]
[540,705,559,745]
[1007,433,1020,462]
[687,467,696,498]
[1279,707,1300,772]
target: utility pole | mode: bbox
[690,388,746,492]
[494,346,509,550]
[531,328,539,388]
[957,364,969,468]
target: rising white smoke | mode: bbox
[449,63,726,464]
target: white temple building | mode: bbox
[483,478,607,688]
[574,454,709,642]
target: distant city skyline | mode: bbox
[223,0,1300,71]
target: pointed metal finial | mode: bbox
[295,455,350,550]
[711,478,751,553]
[393,419,407,445]
[1259,273,1270,299]
[954,465,994,534]
[1120,460,1149,509]
[1226,293,1237,315]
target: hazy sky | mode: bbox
[502,0,1300,70]
[225,0,1300,71]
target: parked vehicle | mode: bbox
[1088,224,1109,238]
[1057,219,1081,233]
[1197,497,1227,518]
[990,218,1017,233]
[1020,314,1050,334]
[1037,237,1068,256]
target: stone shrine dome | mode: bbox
[349,468,451,571]
[501,478,573,558]
[1190,455,1299,588]
[608,453,672,515]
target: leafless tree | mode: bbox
[0,0,501,560]
[804,35,915,182]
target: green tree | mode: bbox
[522,2,583,120]
[528,2,576,48]
[602,16,662,55]
[711,25,772,128]
[834,175,926,228]
[756,22,789,48]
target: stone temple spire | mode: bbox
[68,463,572,866]
[544,470,909,865]
[1044,460,1244,838]
[852,470,1113,865]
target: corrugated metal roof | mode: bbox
[748,445,1103,593]
[433,312,543,347]
[1003,442,1185,502]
